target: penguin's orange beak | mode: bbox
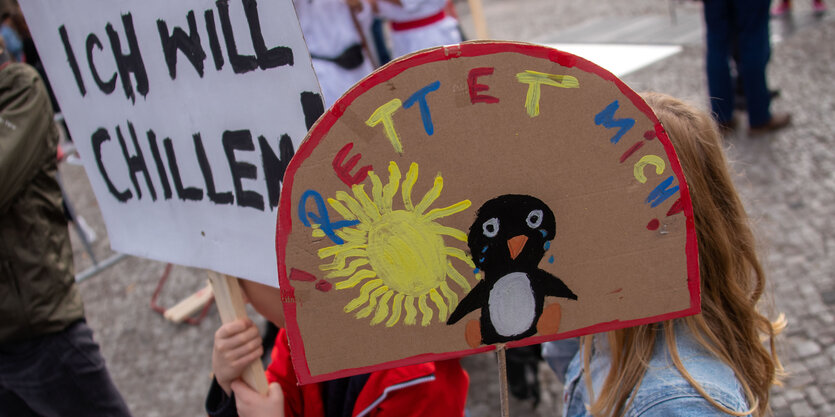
[507,235,528,260]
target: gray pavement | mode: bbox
[57,0,834,416]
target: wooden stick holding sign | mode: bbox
[496,345,510,417]
[208,272,269,395]
[467,0,489,39]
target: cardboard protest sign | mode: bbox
[19,0,322,286]
[278,41,700,384]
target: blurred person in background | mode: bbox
[0,34,131,417]
[703,0,790,134]
[0,8,22,62]
[371,0,462,59]
[294,0,376,108]
[542,92,784,417]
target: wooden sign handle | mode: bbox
[496,344,510,417]
[467,0,489,39]
[208,272,269,395]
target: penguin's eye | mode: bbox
[482,218,499,237]
[526,209,543,229]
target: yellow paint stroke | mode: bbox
[318,242,366,260]
[404,296,417,325]
[366,211,446,296]
[335,191,372,225]
[332,227,368,244]
[439,281,459,311]
[516,71,580,117]
[633,155,666,183]
[325,259,369,278]
[366,98,404,154]
[320,248,367,271]
[429,288,448,321]
[327,198,357,221]
[429,224,468,242]
[371,291,394,325]
[424,200,472,222]
[401,163,419,211]
[446,247,476,268]
[414,175,443,215]
[313,159,476,328]
[352,184,381,221]
[418,294,433,326]
[381,162,401,214]
[357,285,389,319]
[447,263,472,291]
[335,269,376,289]
[386,293,405,327]
[368,171,384,210]
[344,279,383,312]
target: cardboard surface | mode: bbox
[19,0,322,286]
[278,41,700,384]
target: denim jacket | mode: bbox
[542,324,750,417]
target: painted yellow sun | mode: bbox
[311,161,476,327]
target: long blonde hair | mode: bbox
[582,92,784,417]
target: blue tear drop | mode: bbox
[479,257,485,263]
[482,246,489,253]
[540,230,548,237]
[544,241,551,250]
[473,268,480,274]
[548,256,555,264]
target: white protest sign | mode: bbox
[20,0,323,286]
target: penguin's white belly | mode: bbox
[488,272,536,337]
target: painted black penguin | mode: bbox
[447,194,577,345]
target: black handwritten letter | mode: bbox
[163,138,204,201]
[146,130,173,199]
[92,128,131,202]
[59,25,86,97]
[116,122,157,201]
[259,134,294,210]
[86,34,117,94]
[222,130,264,210]
[105,13,149,102]
[216,0,258,74]
[300,91,325,130]
[242,0,293,69]
[193,133,234,205]
[157,11,207,79]
[204,10,225,71]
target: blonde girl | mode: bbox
[544,92,784,417]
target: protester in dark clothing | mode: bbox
[207,278,469,417]
[703,0,790,134]
[207,324,469,417]
[0,37,131,417]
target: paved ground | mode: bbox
[54,1,834,416]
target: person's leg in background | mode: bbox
[704,0,736,126]
[734,0,770,126]
[0,321,131,417]
[734,0,790,130]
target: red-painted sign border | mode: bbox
[276,41,700,385]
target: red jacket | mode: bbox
[268,329,469,417]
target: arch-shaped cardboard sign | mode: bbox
[278,41,699,384]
